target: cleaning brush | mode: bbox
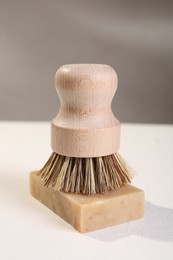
[36,64,133,194]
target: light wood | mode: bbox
[51,64,120,157]
[30,171,144,233]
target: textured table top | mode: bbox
[0,122,173,260]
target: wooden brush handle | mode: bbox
[51,64,120,157]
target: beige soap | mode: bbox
[30,172,144,233]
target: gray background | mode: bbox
[0,0,173,123]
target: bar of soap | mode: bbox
[30,171,144,233]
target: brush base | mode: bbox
[30,171,144,233]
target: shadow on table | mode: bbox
[86,201,173,242]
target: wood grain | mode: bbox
[51,64,120,157]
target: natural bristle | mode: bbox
[36,153,134,194]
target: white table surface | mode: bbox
[0,122,173,260]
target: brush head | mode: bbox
[37,152,133,195]
[51,64,120,158]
